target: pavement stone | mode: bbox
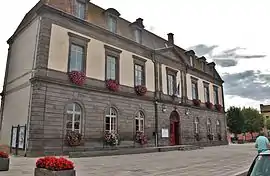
[1,143,257,176]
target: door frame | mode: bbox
[169,110,180,145]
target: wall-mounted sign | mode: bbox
[162,128,169,138]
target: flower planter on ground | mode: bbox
[207,134,214,141]
[0,151,9,171]
[66,131,82,147]
[135,132,147,145]
[194,133,200,141]
[35,168,75,176]
[35,156,75,176]
[104,132,120,146]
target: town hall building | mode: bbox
[0,0,227,156]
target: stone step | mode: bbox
[69,145,203,158]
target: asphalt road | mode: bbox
[2,143,256,176]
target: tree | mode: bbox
[226,106,245,135]
[242,107,264,138]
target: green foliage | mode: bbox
[226,106,245,134]
[266,119,270,130]
[242,107,264,133]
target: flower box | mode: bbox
[0,151,9,171]
[205,102,213,109]
[66,131,82,147]
[104,132,120,146]
[215,104,223,112]
[35,156,75,176]
[35,168,76,176]
[106,79,119,91]
[192,99,201,106]
[68,71,86,86]
[135,131,147,145]
[194,133,200,141]
[217,133,222,141]
[207,134,214,141]
[134,85,147,96]
[0,158,9,171]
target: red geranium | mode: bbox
[68,71,86,86]
[106,79,119,91]
[193,99,201,106]
[0,151,9,158]
[36,156,74,171]
[135,85,147,96]
[215,104,223,112]
[135,131,147,145]
[205,102,213,109]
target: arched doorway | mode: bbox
[169,110,180,145]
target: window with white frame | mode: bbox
[207,118,212,134]
[216,120,221,133]
[204,84,210,102]
[106,55,117,80]
[191,80,198,99]
[190,56,193,67]
[69,44,84,72]
[134,64,144,86]
[167,74,174,95]
[194,117,199,134]
[105,108,117,132]
[213,86,219,105]
[108,15,117,33]
[135,111,144,132]
[74,0,85,19]
[66,103,82,133]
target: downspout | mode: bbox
[221,83,228,144]
[151,51,159,147]
[25,16,42,156]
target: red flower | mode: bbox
[205,102,213,109]
[106,80,119,91]
[135,85,147,96]
[215,104,223,112]
[193,99,201,106]
[36,156,74,171]
[68,71,86,86]
[0,151,9,158]
[135,132,147,145]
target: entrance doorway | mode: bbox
[169,110,180,145]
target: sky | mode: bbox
[0,0,269,110]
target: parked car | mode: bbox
[247,150,270,175]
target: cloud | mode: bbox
[187,44,218,57]
[222,70,270,101]
[213,59,238,67]
[189,44,267,68]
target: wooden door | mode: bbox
[170,122,175,145]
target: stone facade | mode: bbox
[1,1,228,156]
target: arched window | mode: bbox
[105,107,117,133]
[135,111,145,132]
[66,103,82,133]
[194,117,199,134]
[207,118,212,134]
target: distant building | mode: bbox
[260,104,270,136]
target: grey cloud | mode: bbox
[222,70,270,101]
[235,54,266,59]
[213,59,238,67]
[222,47,246,54]
[188,44,218,57]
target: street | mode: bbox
[2,143,256,176]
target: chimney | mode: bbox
[135,18,144,28]
[167,33,174,45]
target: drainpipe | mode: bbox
[221,83,228,144]
[151,51,159,147]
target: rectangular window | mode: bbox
[106,55,117,80]
[69,44,84,72]
[167,74,175,96]
[134,64,144,86]
[105,116,116,132]
[204,85,210,102]
[135,29,142,43]
[192,81,198,99]
[108,16,117,33]
[202,62,205,71]
[213,86,219,104]
[75,0,85,19]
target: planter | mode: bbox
[35,168,76,176]
[193,99,201,106]
[134,85,147,96]
[0,158,9,171]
